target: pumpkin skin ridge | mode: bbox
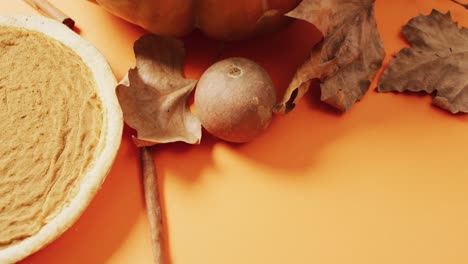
[96,0,302,40]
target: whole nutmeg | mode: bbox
[194,57,276,143]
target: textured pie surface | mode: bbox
[0,25,103,248]
[0,15,122,264]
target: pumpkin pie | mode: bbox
[0,16,122,263]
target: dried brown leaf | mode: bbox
[377,10,468,114]
[116,35,201,146]
[276,0,385,113]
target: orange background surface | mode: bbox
[2,0,468,263]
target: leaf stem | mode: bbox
[141,147,164,264]
[450,0,468,9]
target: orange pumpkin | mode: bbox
[95,0,302,40]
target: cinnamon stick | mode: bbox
[22,0,75,29]
[141,147,164,264]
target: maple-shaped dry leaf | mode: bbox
[276,0,385,113]
[116,34,201,146]
[377,10,468,114]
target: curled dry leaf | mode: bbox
[377,10,468,114]
[116,35,201,146]
[276,0,385,113]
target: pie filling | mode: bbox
[0,26,103,248]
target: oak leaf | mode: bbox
[377,10,468,114]
[116,35,201,146]
[277,0,385,113]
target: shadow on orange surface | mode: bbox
[168,19,335,174]
[155,133,217,185]
[183,19,323,99]
[221,19,322,100]
[237,89,346,172]
[19,126,143,264]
